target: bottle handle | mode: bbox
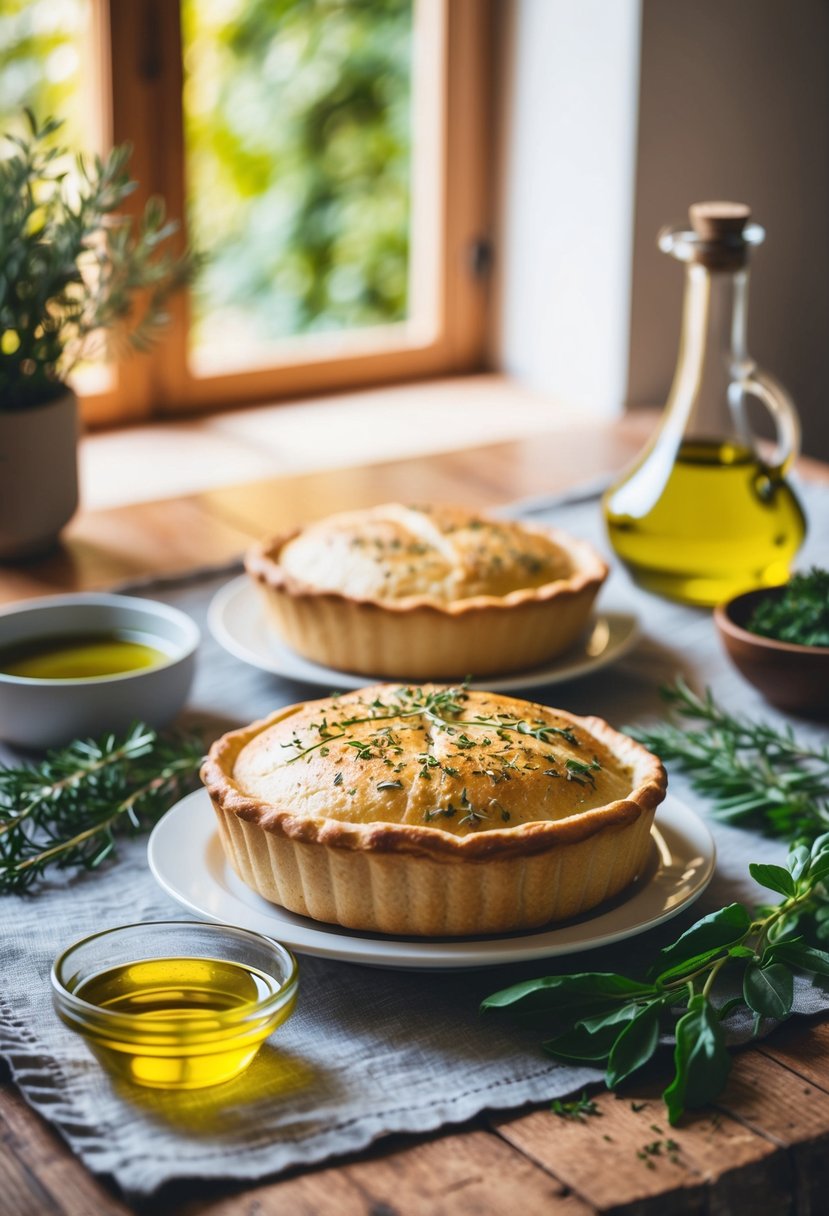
[738,369,801,476]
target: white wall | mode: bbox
[494,0,642,419]
[628,0,829,459]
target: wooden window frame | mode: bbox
[81,0,494,428]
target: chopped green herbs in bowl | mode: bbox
[745,568,829,648]
[714,571,829,716]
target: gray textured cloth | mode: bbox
[2,479,829,1201]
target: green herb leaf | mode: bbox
[768,940,829,977]
[743,962,794,1020]
[544,1005,639,1063]
[649,904,752,980]
[481,973,655,1020]
[788,845,811,882]
[663,995,731,1126]
[550,1091,601,1121]
[606,1003,661,1088]
[749,863,796,899]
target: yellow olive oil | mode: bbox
[0,632,168,680]
[604,440,806,605]
[75,956,289,1089]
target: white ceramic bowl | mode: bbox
[0,593,199,748]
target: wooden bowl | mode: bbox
[714,587,829,716]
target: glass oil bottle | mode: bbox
[604,202,806,606]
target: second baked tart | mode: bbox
[245,503,608,678]
[201,684,667,936]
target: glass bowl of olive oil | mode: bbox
[52,921,299,1090]
[0,592,199,748]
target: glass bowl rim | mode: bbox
[0,592,200,687]
[51,919,299,1038]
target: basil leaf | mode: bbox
[578,1004,643,1034]
[748,862,796,899]
[788,844,811,882]
[663,995,731,1125]
[743,962,793,1019]
[716,996,745,1021]
[648,904,752,980]
[807,853,829,884]
[481,973,654,1018]
[606,1003,660,1088]
[768,940,829,978]
[544,1009,636,1064]
[655,946,734,986]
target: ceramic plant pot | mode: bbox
[0,389,79,560]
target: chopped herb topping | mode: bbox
[565,757,602,788]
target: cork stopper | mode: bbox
[688,201,751,268]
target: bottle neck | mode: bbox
[667,262,753,448]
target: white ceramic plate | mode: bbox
[148,790,715,971]
[207,575,639,692]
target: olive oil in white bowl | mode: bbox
[0,593,199,748]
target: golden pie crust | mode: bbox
[201,685,667,936]
[245,504,608,678]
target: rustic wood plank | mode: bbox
[490,1079,791,1216]
[0,500,252,606]
[0,1083,128,1216]
[714,1048,829,1216]
[193,421,648,544]
[167,1128,593,1216]
[757,1019,829,1095]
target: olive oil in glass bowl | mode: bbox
[52,922,298,1089]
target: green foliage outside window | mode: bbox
[1,0,414,363]
[182,0,413,353]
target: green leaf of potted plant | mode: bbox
[0,110,195,559]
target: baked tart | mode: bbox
[202,684,667,936]
[245,504,608,678]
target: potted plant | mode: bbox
[0,112,193,559]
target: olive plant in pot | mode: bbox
[0,113,193,559]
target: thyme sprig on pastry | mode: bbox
[282,684,582,769]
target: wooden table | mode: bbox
[3,412,829,1216]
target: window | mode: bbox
[1,0,493,425]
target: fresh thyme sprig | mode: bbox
[0,723,204,893]
[283,683,580,767]
[483,834,829,1124]
[628,677,829,839]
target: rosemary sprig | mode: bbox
[483,835,829,1124]
[628,677,829,839]
[0,723,204,893]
